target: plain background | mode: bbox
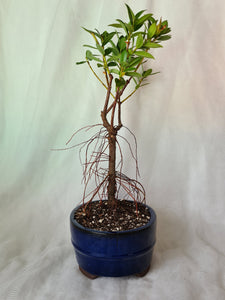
[0,0,225,299]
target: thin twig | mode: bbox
[86,60,115,100]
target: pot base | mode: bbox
[79,266,98,279]
[135,265,150,277]
[79,265,150,279]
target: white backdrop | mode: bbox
[1,0,225,299]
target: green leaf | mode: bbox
[108,23,123,28]
[142,68,152,77]
[96,44,105,55]
[116,19,128,35]
[135,13,153,30]
[86,50,102,62]
[136,33,144,48]
[95,28,101,37]
[86,50,93,61]
[128,57,142,67]
[82,27,101,39]
[120,49,128,63]
[126,23,134,34]
[148,23,156,38]
[107,62,117,67]
[144,41,162,48]
[135,83,140,89]
[140,83,150,87]
[157,35,171,41]
[104,48,113,55]
[107,55,120,63]
[91,56,103,62]
[118,37,127,51]
[161,20,168,27]
[109,40,120,55]
[135,10,146,19]
[131,31,146,38]
[132,76,138,85]
[110,68,120,75]
[102,32,116,46]
[83,44,97,49]
[97,63,104,68]
[125,71,142,78]
[115,77,126,89]
[160,27,171,35]
[125,4,135,25]
[149,16,156,24]
[76,61,86,65]
[135,51,155,59]
[125,67,136,72]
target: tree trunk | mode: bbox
[107,131,117,207]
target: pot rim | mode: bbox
[70,200,156,236]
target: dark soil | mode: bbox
[74,200,151,232]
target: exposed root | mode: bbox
[55,124,146,210]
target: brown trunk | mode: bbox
[101,77,123,207]
[107,131,117,206]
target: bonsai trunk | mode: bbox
[101,75,125,207]
[107,130,117,206]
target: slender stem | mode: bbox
[111,89,119,126]
[86,59,115,100]
[105,70,109,87]
[121,77,144,103]
[117,97,122,129]
[103,74,113,112]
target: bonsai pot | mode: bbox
[70,201,156,278]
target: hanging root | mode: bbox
[55,124,146,210]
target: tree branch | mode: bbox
[111,89,119,127]
[103,74,113,112]
[86,59,115,100]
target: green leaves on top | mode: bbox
[120,50,128,63]
[102,31,117,46]
[134,13,153,31]
[135,51,155,59]
[135,9,146,19]
[125,71,142,78]
[136,34,144,48]
[76,60,86,65]
[125,4,135,26]
[148,23,156,38]
[157,35,171,41]
[85,50,102,62]
[144,41,162,49]
[82,27,101,40]
[117,36,127,51]
[96,44,105,55]
[83,27,117,48]
[77,4,171,96]
[142,68,152,78]
[115,19,128,35]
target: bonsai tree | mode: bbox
[72,4,171,213]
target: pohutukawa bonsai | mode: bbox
[68,4,171,232]
[69,4,171,278]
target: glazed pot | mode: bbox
[70,201,156,278]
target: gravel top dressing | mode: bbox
[74,200,151,232]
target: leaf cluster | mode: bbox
[77,4,171,94]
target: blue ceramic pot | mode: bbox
[70,201,156,277]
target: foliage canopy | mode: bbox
[77,4,171,100]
